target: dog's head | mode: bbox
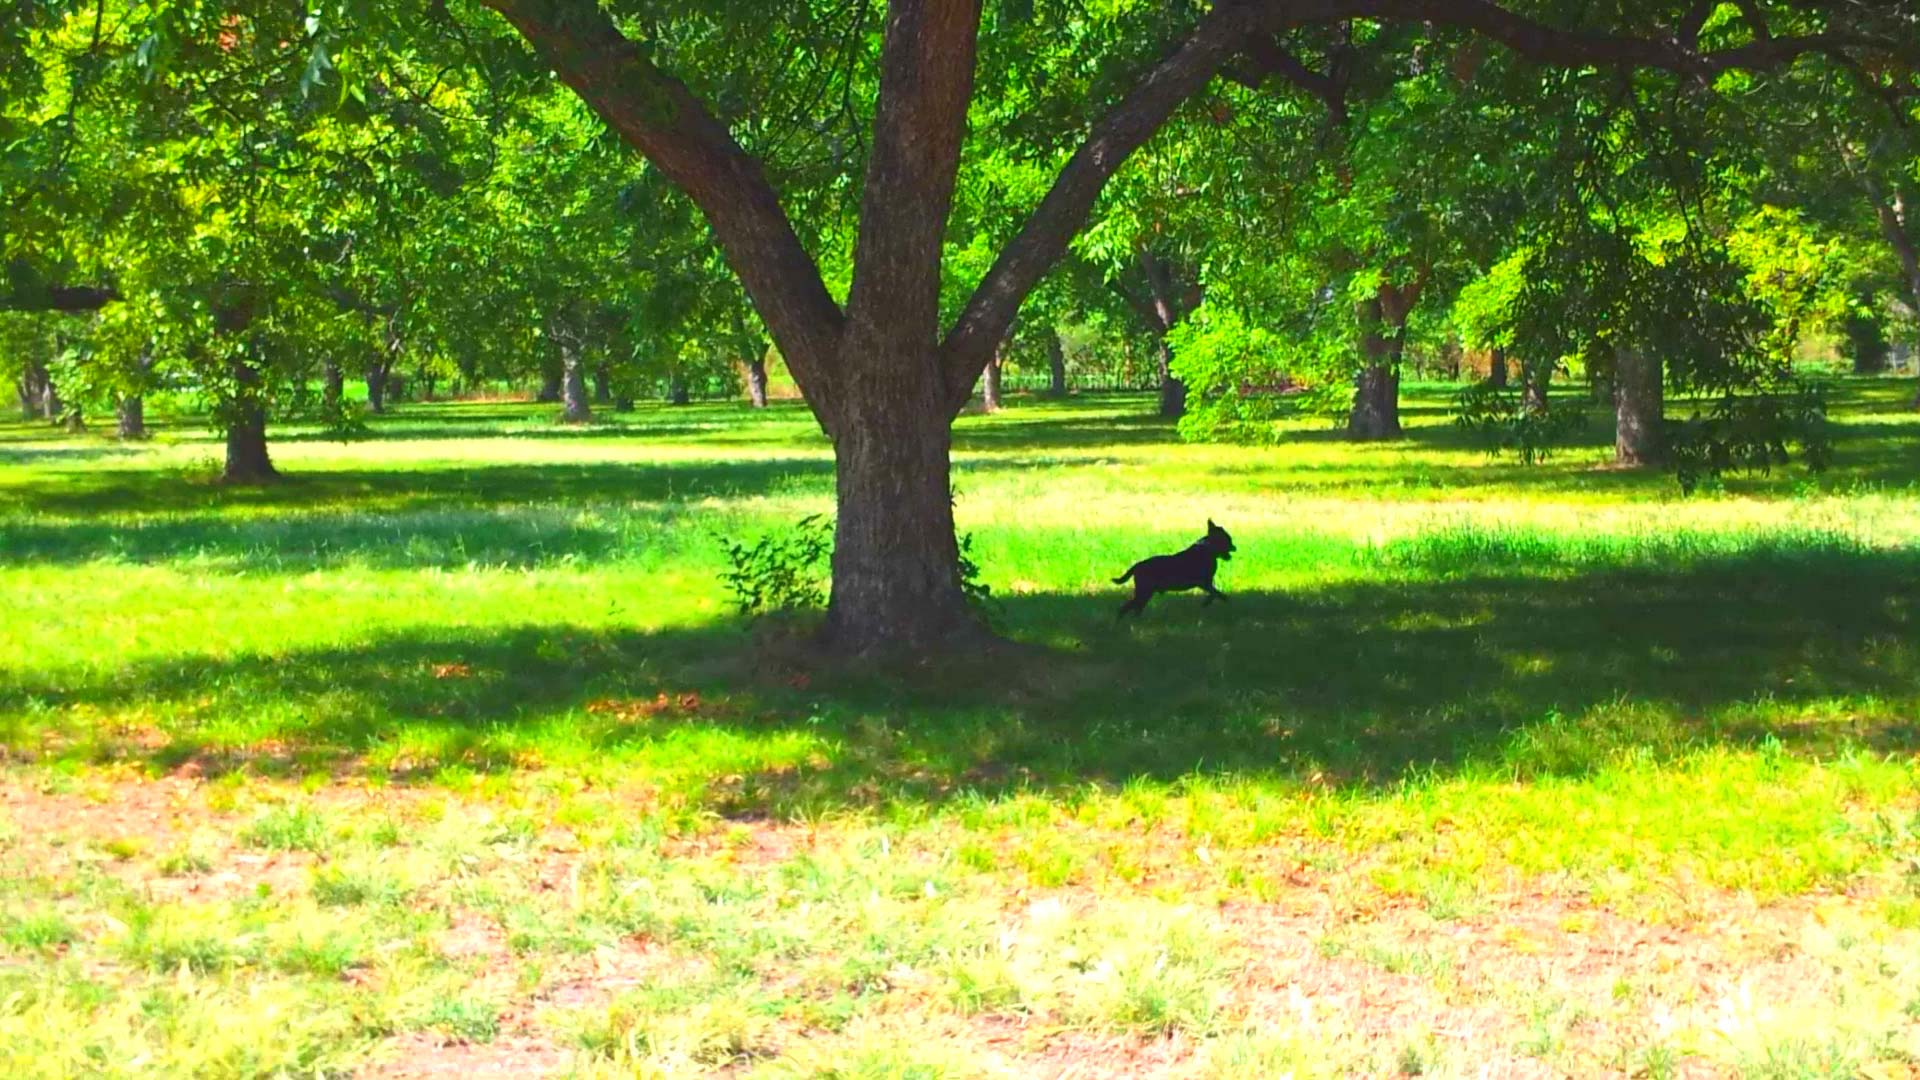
[1205,519,1236,561]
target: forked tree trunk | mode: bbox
[1139,247,1188,420]
[223,359,278,483]
[1047,333,1068,396]
[1522,361,1550,415]
[823,375,974,654]
[747,357,769,408]
[1613,346,1664,466]
[560,342,592,423]
[116,395,147,440]
[1487,346,1508,389]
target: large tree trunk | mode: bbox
[560,341,592,423]
[1522,360,1550,415]
[365,360,390,414]
[747,356,769,408]
[1348,363,1400,439]
[1613,346,1664,466]
[823,383,974,654]
[1047,332,1068,396]
[1487,346,1508,389]
[116,396,146,440]
[223,359,278,483]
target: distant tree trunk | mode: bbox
[592,365,612,403]
[40,364,64,424]
[19,358,52,419]
[1487,346,1508,389]
[1140,247,1187,420]
[365,361,390,414]
[1522,361,1550,415]
[420,372,437,401]
[116,395,146,440]
[223,356,278,483]
[1613,346,1664,466]
[747,355,769,408]
[536,363,562,403]
[560,339,592,423]
[63,409,85,433]
[322,362,344,410]
[1047,332,1068,396]
[981,341,1004,413]
[1347,298,1401,440]
[1869,189,1920,408]
[668,375,690,406]
[614,395,635,412]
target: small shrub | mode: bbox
[2,911,78,953]
[424,996,499,1043]
[716,514,832,616]
[241,805,329,853]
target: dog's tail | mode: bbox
[1112,564,1136,585]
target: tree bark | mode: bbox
[1139,247,1188,420]
[747,356,769,408]
[365,360,390,414]
[1613,346,1664,466]
[981,342,1004,413]
[1522,360,1550,414]
[116,395,147,440]
[322,362,344,410]
[1487,346,1508,389]
[560,338,592,424]
[592,364,612,404]
[1347,302,1400,440]
[223,356,278,483]
[823,369,975,655]
[1348,363,1400,439]
[18,359,51,419]
[1047,332,1068,396]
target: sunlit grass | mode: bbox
[0,378,1917,1074]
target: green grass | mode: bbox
[1,379,1918,1075]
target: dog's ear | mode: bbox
[1207,518,1217,530]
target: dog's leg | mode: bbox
[1205,585,1229,604]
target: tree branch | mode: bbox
[475,0,846,418]
[936,3,1272,409]
[1342,0,1912,78]
[843,0,980,367]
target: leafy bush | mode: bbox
[1454,380,1584,464]
[717,514,833,616]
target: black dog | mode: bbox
[1113,520,1235,617]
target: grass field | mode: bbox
[2,380,1918,1077]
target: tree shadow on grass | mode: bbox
[0,457,839,523]
[4,545,1915,814]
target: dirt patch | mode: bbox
[357,1034,570,1078]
